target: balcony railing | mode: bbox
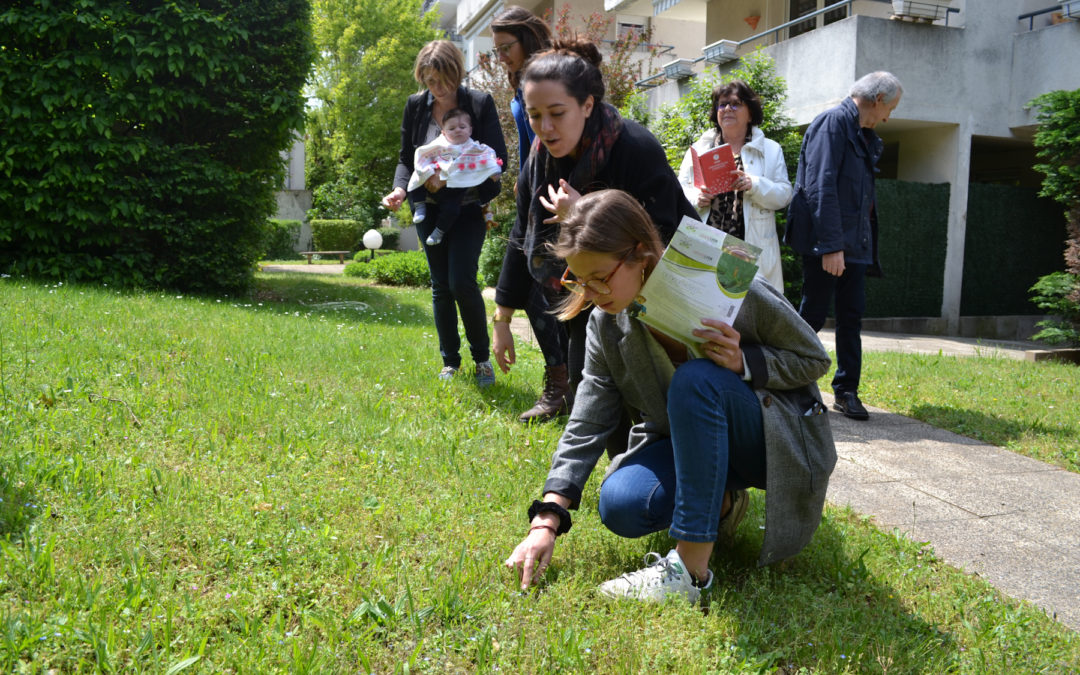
[636,0,959,88]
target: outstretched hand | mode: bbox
[505,527,556,590]
[539,179,581,224]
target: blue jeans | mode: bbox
[417,202,489,368]
[798,256,866,395]
[598,359,767,544]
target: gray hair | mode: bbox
[850,71,903,104]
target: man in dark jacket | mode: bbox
[785,72,903,420]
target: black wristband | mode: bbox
[528,499,572,536]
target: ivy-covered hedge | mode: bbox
[0,1,313,293]
[311,219,361,251]
[864,179,950,318]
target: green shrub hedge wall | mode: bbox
[863,180,950,318]
[0,1,313,293]
[310,219,361,251]
[262,219,302,259]
[962,183,1066,315]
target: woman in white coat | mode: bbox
[677,81,792,291]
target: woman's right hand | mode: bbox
[505,520,558,590]
[381,187,406,212]
[492,319,516,373]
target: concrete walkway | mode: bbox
[279,270,1080,631]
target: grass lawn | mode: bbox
[1,272,1077,672]
[856,352,1079,473]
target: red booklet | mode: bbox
[691,143,737,194]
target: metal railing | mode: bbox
[635,0,961,88]
[1018,5,1073,30]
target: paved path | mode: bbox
[261,263,346,275]
[284,272,1080,631]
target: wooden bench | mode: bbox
[299,251,350,264]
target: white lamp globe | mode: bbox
[362,229,383,250]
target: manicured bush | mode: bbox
[354,250,431,287]
[0,0,314,293]
[310,219,361,251]
[377,226,401,252]
[262,219,303,259]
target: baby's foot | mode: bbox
[425,228,445,246]
[413,203,426,224]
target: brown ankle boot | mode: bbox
[519,364,572,423]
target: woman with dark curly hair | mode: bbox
[677,81,792,291]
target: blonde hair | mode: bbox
[550,190,663,320]
[413,40,465,91]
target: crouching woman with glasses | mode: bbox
[505,189,836,604]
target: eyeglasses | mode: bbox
[717,101,743,111]
[560,249,634,296]
[491,39,519,56]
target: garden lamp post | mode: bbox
[363,229,383,261]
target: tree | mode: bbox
[308,0,440,221]
[0,0,313,293]
[1028,88,1080,346]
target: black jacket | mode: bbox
[393,86,508,206]
[495,119,698,308]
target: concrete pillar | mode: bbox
[940,121,971,334]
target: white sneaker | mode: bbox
[597,549,712,604]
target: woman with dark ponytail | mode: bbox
[488,7,567,423]
[490,39,698,425]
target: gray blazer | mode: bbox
[542,278,837,566]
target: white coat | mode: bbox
[677,126,792,291]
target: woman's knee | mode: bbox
[670,358,742,401]
[597,482,646,538]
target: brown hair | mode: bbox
[413,40,465,91]
[441,107,472,126]
[490,6,552,89]
[521,38,605,107]
[549,190,664,320]
[711,80,764,139]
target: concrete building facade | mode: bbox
[449,0,1079,336]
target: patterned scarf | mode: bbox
[521,102,624,288]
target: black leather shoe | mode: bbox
[833,392,869,420]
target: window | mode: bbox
[789,0,848,39]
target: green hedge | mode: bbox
[962,183,1066,315]
[0,0,314,293]
[262,219,302,259]
[310,219,360,251]
[344,250,430,287]
[865,179,950,318]
[479,210,514,287]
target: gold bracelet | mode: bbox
[492,315,512,324]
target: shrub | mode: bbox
[377,226,401,252]
[480,209,514,287]
[357,251,431,287]
[1028,88,1080,346]
[1030,272,1080,346]
[0,0,314,293]
[262,219,302,259]
[310,219,361,251]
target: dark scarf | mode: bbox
[521,102,624,288]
